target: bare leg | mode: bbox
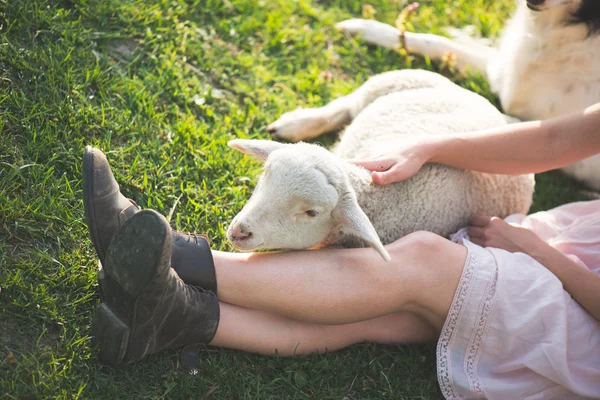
[335,19,496,74]
[210,303,437,356]
[213,231,467,330]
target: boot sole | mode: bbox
[83,147,109,300]
[92,210,171,366]
[82,146,106,264]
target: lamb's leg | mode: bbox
[336,19,497,75]
[268,68,460,142]
[266,95,356,142]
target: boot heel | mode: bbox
[92,303,130,366]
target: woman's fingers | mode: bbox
[371,170,397,185]
[469,237,485,247]
[349,157,394,172]
[471,215,494,227]
[467,226,485,239]
[467,216,526,252]
[371,163,418,185]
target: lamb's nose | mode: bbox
[527,0,545,6]
[230,223,252,240]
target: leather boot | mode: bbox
[82,146,217,294]
[92,210,220,366]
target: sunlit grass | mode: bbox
[0,0,588,398]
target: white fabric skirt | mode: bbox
[437,201,600,399]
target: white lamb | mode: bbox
[227,69,535,261]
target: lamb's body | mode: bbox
[330,71,534,246]
[228,70,534,259]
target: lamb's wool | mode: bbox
[332,70,534,246]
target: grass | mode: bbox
[0,0,590,398]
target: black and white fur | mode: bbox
[332,0,600,189]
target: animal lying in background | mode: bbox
[227,70,535,260]
[334,0,600,190]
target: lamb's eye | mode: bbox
[305,209,318,217]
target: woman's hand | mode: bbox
[470,215,600,323]
[468,216,545,256]
[350,136,438,185]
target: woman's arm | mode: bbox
[352,103,600,185]
[468,216,600,323]
[531,245,600,323]
[431,103,600,174]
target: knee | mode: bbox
[388,230,447,254]
[387,231,455,272]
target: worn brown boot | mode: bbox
[83,146,217,294]
[92,209,220,366]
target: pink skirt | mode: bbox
[437,201,600,399]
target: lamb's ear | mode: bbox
[228,139,289,162]
[338,193,391,262]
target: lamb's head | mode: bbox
[227,139,390,261]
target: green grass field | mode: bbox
[0,0,590,398]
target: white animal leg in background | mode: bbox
[335,19,496,75]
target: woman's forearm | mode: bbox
[530,244,600,323]
[429,103,600,175]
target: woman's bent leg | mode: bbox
[210,303,438,356]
